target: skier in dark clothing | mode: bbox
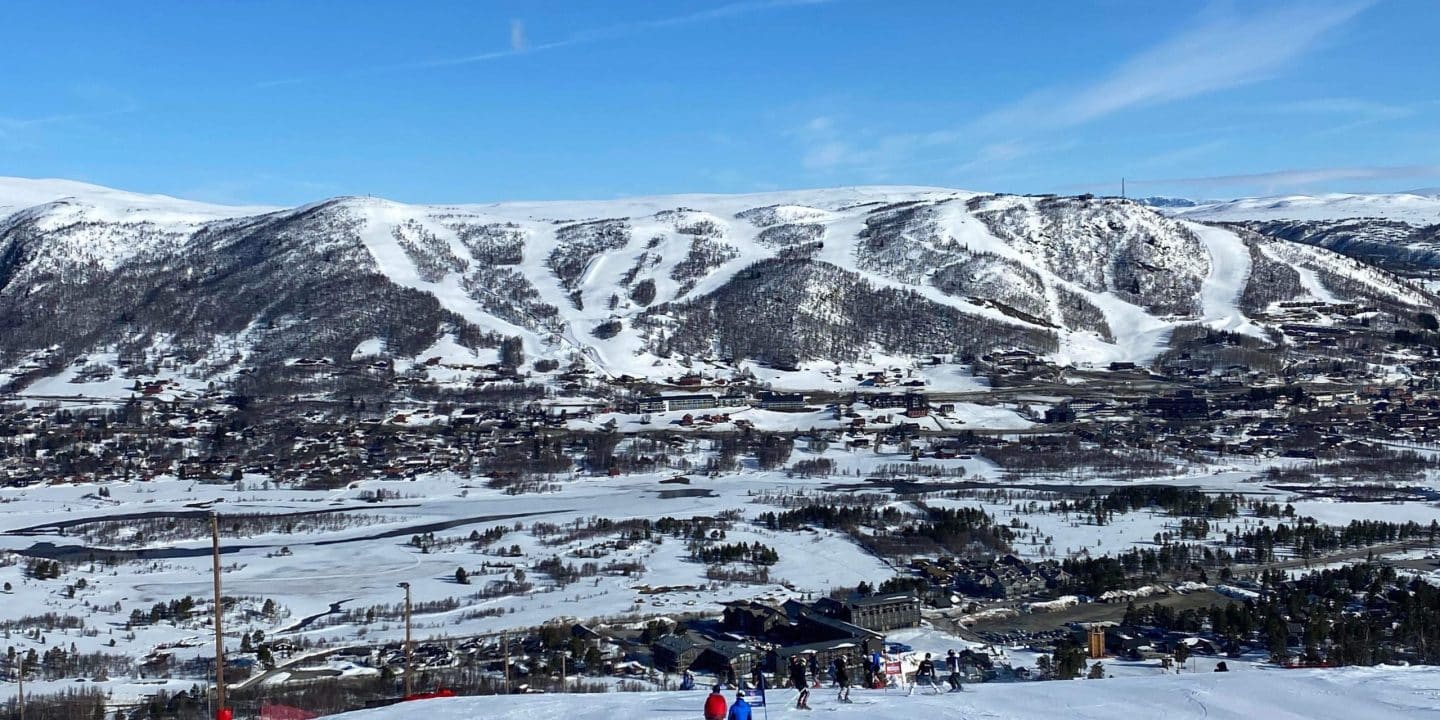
[910,653,941,695]
[833,655,852,703]
[788,655,811,709]
[945,649,964,692]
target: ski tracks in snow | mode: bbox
[1184,222,1265,339]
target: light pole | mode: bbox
[13,650,24,720]
[398,582,413,698]
[211,512,229,720]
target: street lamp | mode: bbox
[211,512,231,720]
[11,651,24,720]
[398,582,413,698]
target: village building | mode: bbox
[814,593,922,632]
[756,391,808,411]
[636,393,719,413]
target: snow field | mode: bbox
[325,665,1440,719]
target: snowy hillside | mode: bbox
[1169,192,1440,273]
[325,666,1438,720]
[0,176,275,223]
[0,177,1434,396]
[1174,192,1440,224]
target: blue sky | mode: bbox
[1,0,1436,205]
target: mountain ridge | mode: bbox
[1172,191,1440,224]
[1,177,1434,399]
[1165,191,1440,273]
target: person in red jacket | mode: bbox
[704,683,729,720]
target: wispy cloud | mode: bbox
[1262,96,1417,137]
[0,99,138,130]
[0,91,139,149]
[954,140,1056,174]
[796,115,866,170]
[1267,97,1412,120]
[510,19,527,52]
[793,114,969,174]
[787,2,1373,185]
[257,0,831,85]
[1137,163,1440,190]
[621,0,831,30]
[1132,140,1230,170]
[978,1,1373,133]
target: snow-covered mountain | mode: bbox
[1133,196,1203,209]
[0,176,276,224]
[1173,192,1440,224]
[0,178,1433,396]
[1169,192,1440,273]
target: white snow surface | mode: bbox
[0,176,276,222]
[325,665,1440,719]
[1173,192,1440,224]
[1185,222,1266,338]
[3,177,1431,379]
[1258,237,1432,306]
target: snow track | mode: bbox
[1185,222,1265,338]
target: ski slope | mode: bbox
[324,665,1440,719]
[4,176,1432,385]
[1186,222,1266,338]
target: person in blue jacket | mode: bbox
[728,689,753,720]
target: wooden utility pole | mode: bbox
[211,512,227,717]
[560,652,566,693]
[398,582,413,697]
[503,632,511,693]
[16,653,24,720]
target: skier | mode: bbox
[910,653,941,695]
[833,655,852,703]
[945,649,964,692]
[728,689,753,720]
[869,649,884,688]
[704,683,728,720]
[788,654,811,709]
[680,669,696,692]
